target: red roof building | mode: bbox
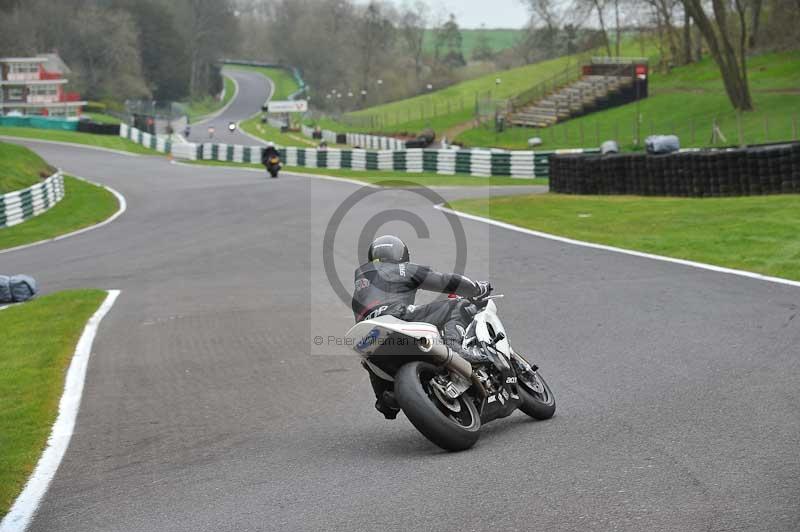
[0,53,87,117]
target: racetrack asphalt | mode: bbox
[1,72,798,532]
[185,68,269,146]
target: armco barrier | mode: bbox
[119,124,172,153]
[0,171,65,228]
[0,116,78,131]
[172,141,546,178]
[299,125,406,150]
[549,142,800,196]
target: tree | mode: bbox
[70,6,149,100]
[589,0,613,56]
[399,1,428,84]
[117,0,191,101]
[681,0,753,110]
[472,27,496,61]
[175,0,239,98]
[435,14,465,68]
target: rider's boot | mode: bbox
[375,391,400,419]
[446,340,489,365]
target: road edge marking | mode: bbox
[434,204,800,290]
[169,160,380,188]
[0,174,127,255]
[0,135,142,157]
[0,289,121,532]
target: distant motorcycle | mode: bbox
[265,154,281,178]
[345,294,556,451]
[261,145,281,178]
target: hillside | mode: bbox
[311,37,656,137]
[456,50,800,150]
[0,142,55,194]
[422,28,523,58]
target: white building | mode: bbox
[0,53,87,117]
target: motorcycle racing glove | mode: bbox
[475,281,493,300]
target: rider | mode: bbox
[261,141,279,167]
[352,235,492,418]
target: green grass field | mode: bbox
[184,159,546,187]
[185,76,237,123]
[0,176,119,251]
[225,65,301,101]
[422,29,523,58]
[0,127,160,155]
[313,38,656,136]
[457,51,800,150]
[0,289,107,517]
[450,193,800,281]
[0,142,55,193]
[239,117,318,147]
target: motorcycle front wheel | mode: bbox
[394,361,481,452]
[517,370,556,420]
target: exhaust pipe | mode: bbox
[418,336,473,380]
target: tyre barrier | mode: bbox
[171,141,550,178]
[76,121,120,136]
[119,124,172,153]
[0,171,64,228]
[549,142,800,196]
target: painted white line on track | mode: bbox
[0,136,141,157]
[0,174,127,255]
[0,289,121,532]
[169,160,379,188]
[435,204,800,290]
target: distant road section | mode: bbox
[185,69,271,146]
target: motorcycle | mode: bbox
[345,294,555,451]
[265,154,281,178]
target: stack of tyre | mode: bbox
[0,275,37,304]
[550,142,800,197]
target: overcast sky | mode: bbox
[376,0,531,29]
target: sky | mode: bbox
[377,0,531,29]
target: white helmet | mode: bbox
[266,141,275,148]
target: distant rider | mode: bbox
[261,141,279,166]
[352,235,492,418]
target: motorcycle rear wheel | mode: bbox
[395,361,481,452]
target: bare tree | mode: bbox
[399,1,428,85]
[681,0,753,110]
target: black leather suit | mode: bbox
[352,261,482,348]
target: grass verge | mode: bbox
[239,117,318,148]
[315,38,657,136]
[0,142,55,193]
[449,193,800,281]
[0,176,119,251]
[185,76,237,123]
[0,289,107,518]
[0,127,160,155]
[183,159,547,187]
